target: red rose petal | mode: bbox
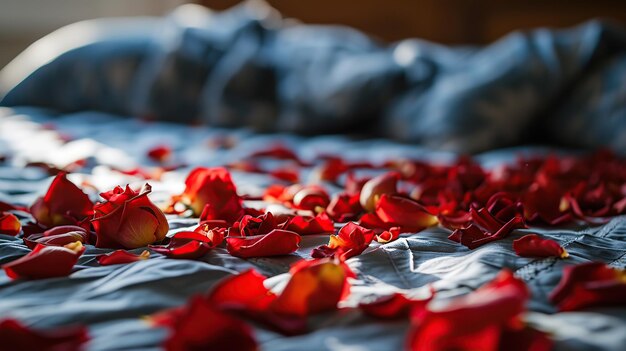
[149,240,213,260]
[549,262,626,311]
[2,242,85,279]
[162,296,257,351]
[147,145,172,163]
[97,250,150,265]
[284,213,335,235]
[29,172,93,228]
[0,212,21,236]
[270,258,354,317]
[375,194,438,232]
[360,292,432,319]
[312,222,374,260]
[226,230,301,258]
[513,234,568,258]
[0,318,89,351]
[326,192,363,222]
[407,270,538,351]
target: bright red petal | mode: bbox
[375,194,438,232]
[0,212,21,236]
[360,293,432,319]
[226,230,301,258]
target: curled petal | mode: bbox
[359,172,399,212]
[360,292,432,319]
[29,172,93,227]
[0,212,21,236]
[408,270,534,351]
[2,242,84,279]
[292,186,330,211]
[97,250,150,265]
[376,227,401,244]
[513,234,568,258]
[271,258,354,317]
[23,230,87,250]
[549,262,626,311]
[284,213,335,235]
[312,222,374,260]
[449,216,525,249]
[376,194,438,232]
[0,318,89,351]
[326,192,363,222]
[161,296,258,351]
[149,240,213,260]
[227,230,301,258]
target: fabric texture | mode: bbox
[0,108,625,350]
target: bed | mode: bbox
[0,3,625,351]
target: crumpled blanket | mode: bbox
[0,108,625,350]
[1,2,625,153]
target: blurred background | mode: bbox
[1,0,626,68]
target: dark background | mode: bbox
[201,0,626,44]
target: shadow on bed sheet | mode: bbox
[0,1,625,154]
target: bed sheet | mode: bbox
[0,107,625,351]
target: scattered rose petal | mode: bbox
[549,262,626,311]
[0,318,88,351]
[2,242,85,279]
[227,230,301,258]
[360,292,432,319]
[29,172,93,228]
[0,212,21,236]
[97,250,150,265]
[513,234,568,258]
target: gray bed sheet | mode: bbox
[0,107,624,350]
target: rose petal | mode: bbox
[549,262,626,311]
[359,172,399,212]
[375,194,438,232]
[149,240,213,260]
[147,145,172,163]
[312,222,374,260]
[2,242,85,279]
[513,234,568,258]
[0,318,89,351]
[97,250,150,265]
[29,172,93,228]
[226,230,301,258]
[161,296,257,351]
[270,258,354,317]
[360,292,432,319]
[284,213,335,235]
[0,212,21,236]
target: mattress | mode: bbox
[1,107,625,350]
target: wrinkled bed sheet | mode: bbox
[0,107,625,351]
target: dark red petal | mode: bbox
[408,270,530,351]
[549,262,626,311]
[97,250,150,265]
[513,234,568,258]
[147,145,172,163]
[162,296,257,351]
[0,212,21,236]
[30,172,93,227]
[149,240,213,260]
[0,318,89,351]
[450,216,525,249]
[326,193,363,222]
[23,230,87,250]
[360,293,432,319]
[2,242,85,279]
[226,230,301,258]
